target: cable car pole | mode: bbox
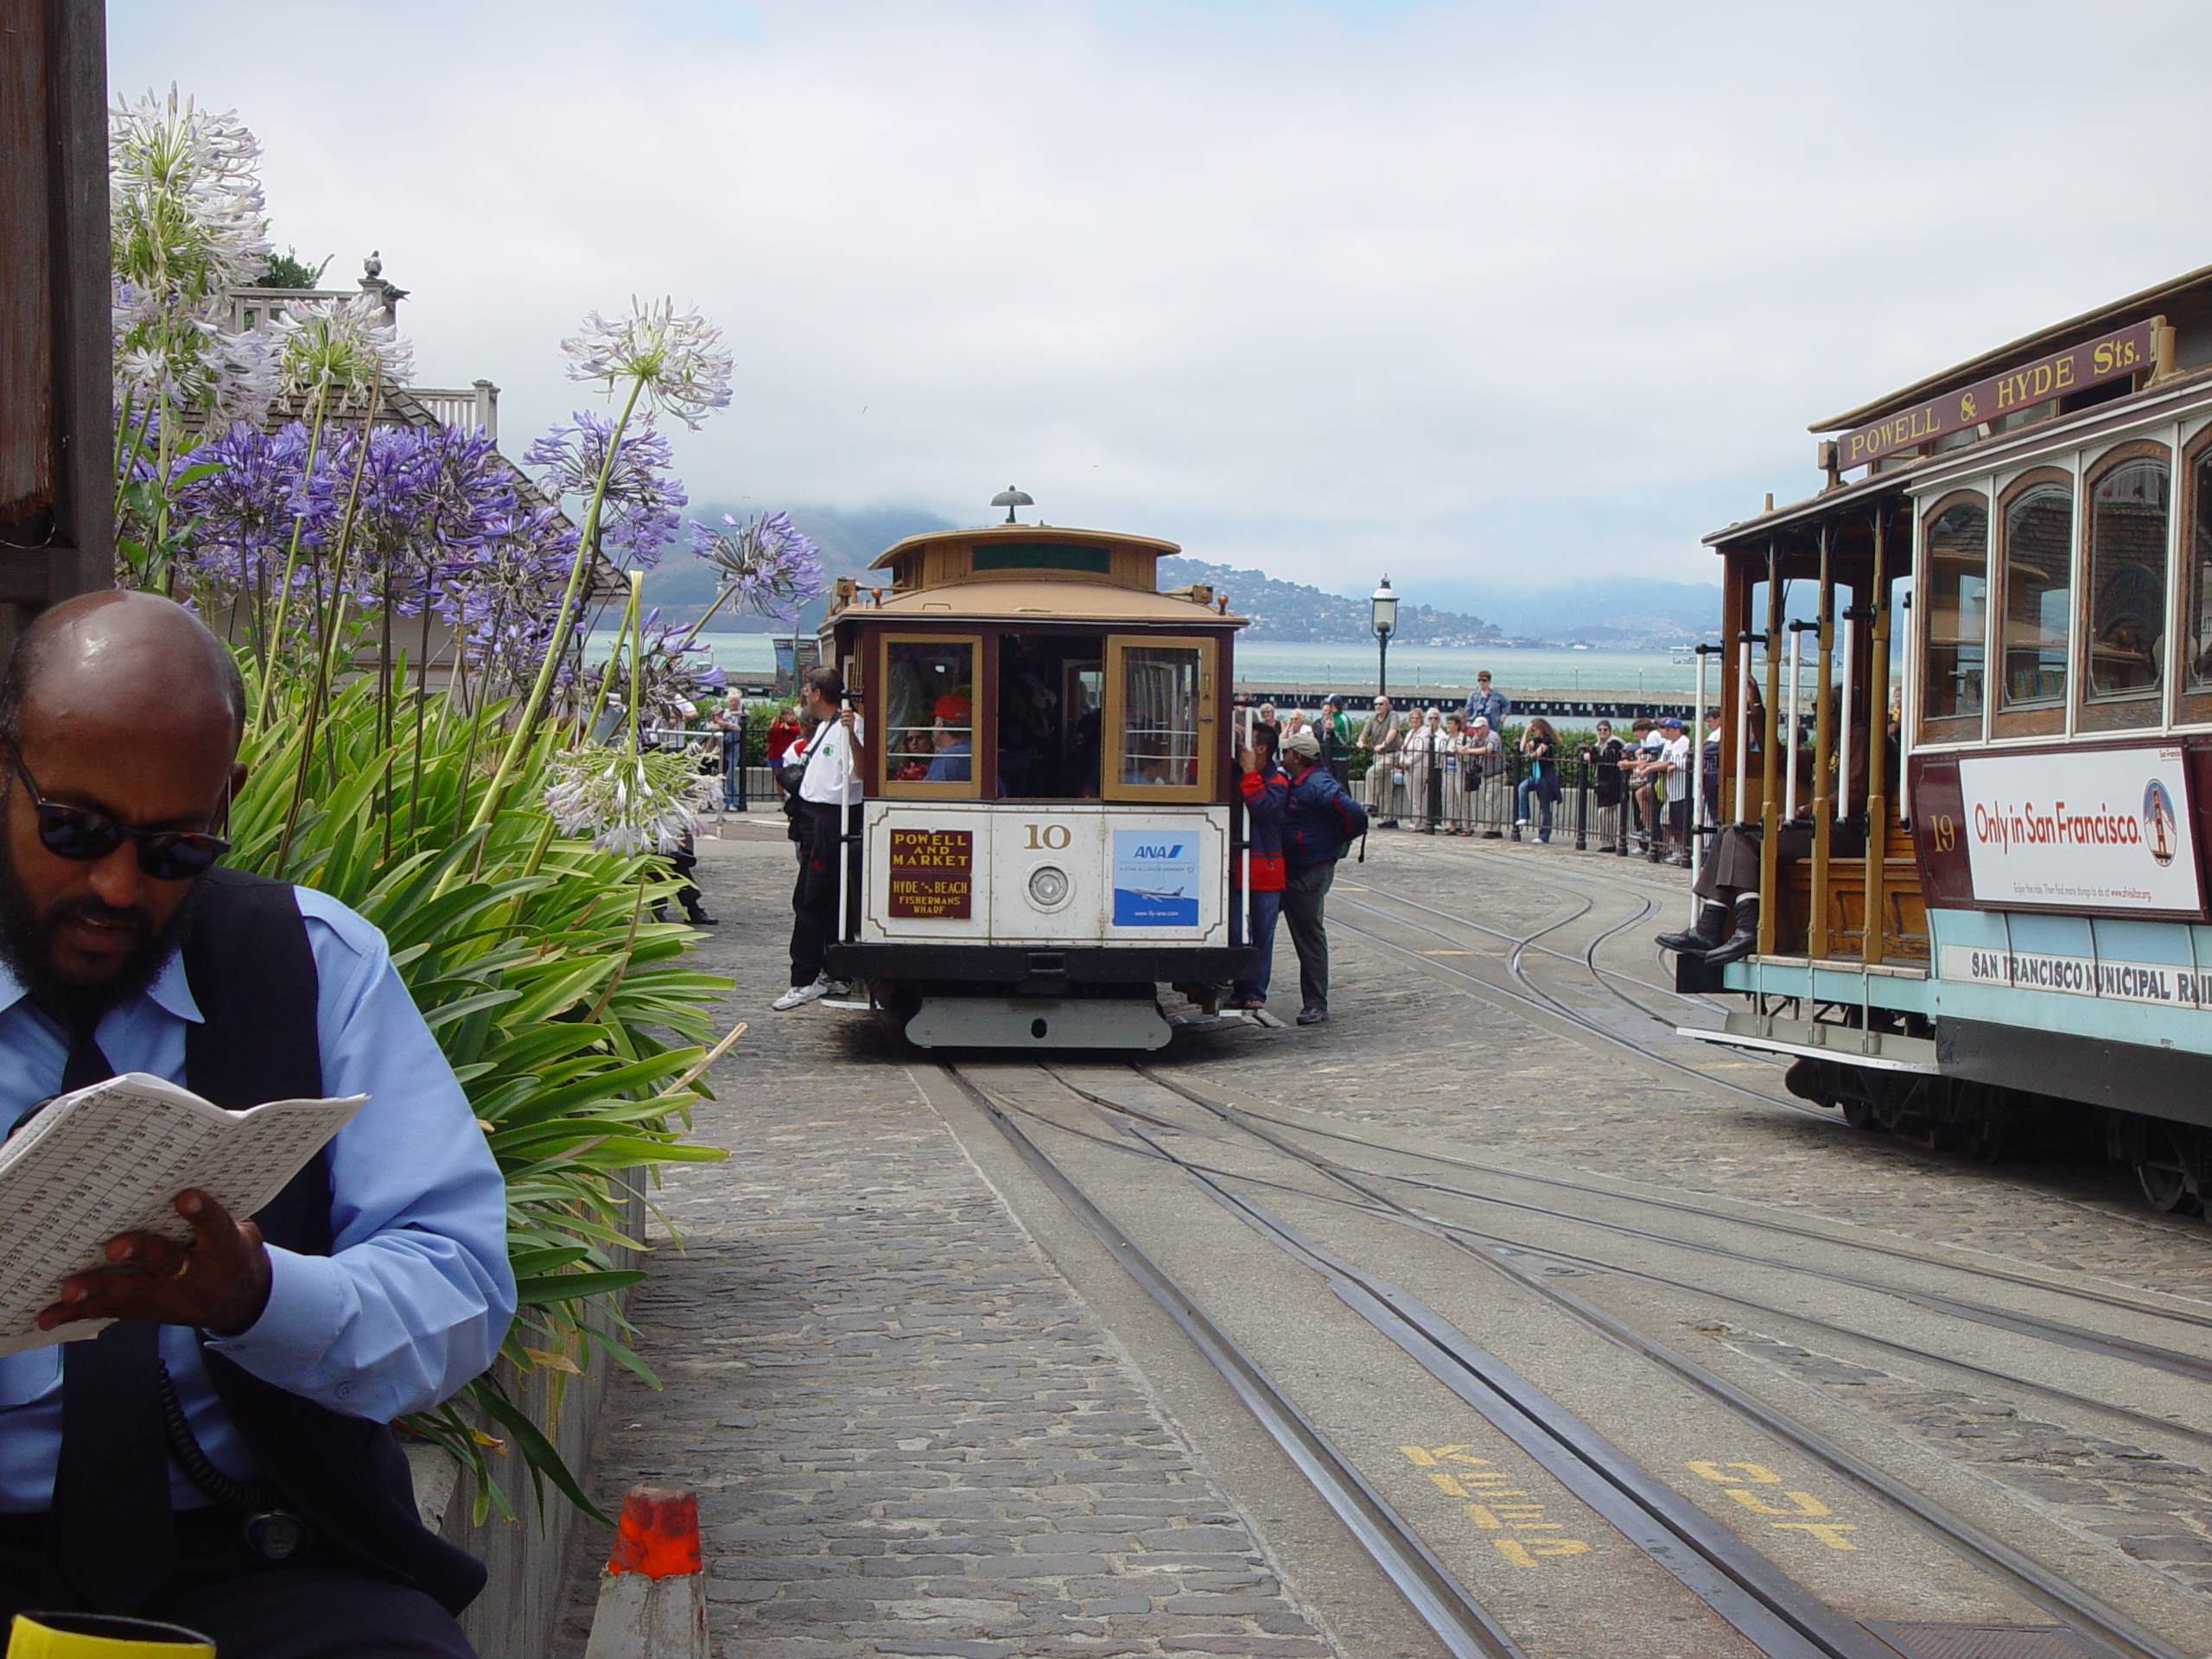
[1808,518,1834,961]
[1755,541,1783,958]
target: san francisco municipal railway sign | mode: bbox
[1835,318,2158,470]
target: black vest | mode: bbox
[181,868,486,1615]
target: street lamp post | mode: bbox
[1370,575,1398,703]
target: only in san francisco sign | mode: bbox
[1837,318,2158,471]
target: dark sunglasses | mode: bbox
[9,748,229,881]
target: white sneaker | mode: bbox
[772,976,832,1011]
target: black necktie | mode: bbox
[43,1017,177,1613]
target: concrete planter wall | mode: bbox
[411,1173,645,1659]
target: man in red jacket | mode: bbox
[1228,728,1287,1011]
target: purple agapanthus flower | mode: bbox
[172,421,320,595]
[687,509,825,626]
[523,411,686,567]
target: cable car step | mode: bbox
[905,996,1173,1051]
[1676,1012,1940,1073]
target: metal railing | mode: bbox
[1351,753,1694,862]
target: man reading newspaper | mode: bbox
[0,594,512,1656]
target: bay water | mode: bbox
[588,632,1716,696]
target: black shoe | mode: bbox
[1296,1006,1328,1026]
[1656,902,1729,955]
[1481,830,1502,839]
[1702,927,1758,966]
[1700,896,1760,966]
[685,910,719,925]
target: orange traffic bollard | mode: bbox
[584,1484,707,1659]
[606,1487,702,1580]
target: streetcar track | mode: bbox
[1345,842,1707,1008]
[1147,1082,2212,1334]
[971,1059,2183,1659]
[1331,899,1815,1116]
[1360,835,1738,1016]
[1065,1063,2187,1659]
[932,1064,1528,1659]
[982,1075,2212,1464]
[954,1064,1883,1659]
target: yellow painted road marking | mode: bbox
[1726,1489,1831,1517]
[1688,1462,1860,1552]
[1420,950,1476,956]
[1772,1523,1858,1550]
[1402,1447,1588,1565]
[1686,1460,1780,1484]
[1494,1539,1592,1565]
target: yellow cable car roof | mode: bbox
[867,522,1181,572]
[848,578,1247,627]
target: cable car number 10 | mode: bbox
[1023,824,1071,850]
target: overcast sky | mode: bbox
[109,0,2212,596]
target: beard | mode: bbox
[0,808,200,1027]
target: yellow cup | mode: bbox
[6,1613,213,1658]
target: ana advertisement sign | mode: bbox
[1955,746,2200,913]
[1112,830,1199,927]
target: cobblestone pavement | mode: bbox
[556,819,2212,1653]
[551,826,1339,1659]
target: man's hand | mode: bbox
[39,1190,272,1338]
[1236,741,1257,774]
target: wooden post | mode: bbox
[1755,542,1783,957]
[1864,505,1891,966]
[1719,567,1745,823]
[1808,521,1834,961]
[0,0,111,654]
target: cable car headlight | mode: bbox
[1027,865,1070,908]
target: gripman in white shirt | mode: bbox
[774,667,867,1010]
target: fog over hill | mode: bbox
[637,505,1714,646]
[1430,577,1726,646]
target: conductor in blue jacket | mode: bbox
[1277,728,1369,1027]
[0,593,513,1657]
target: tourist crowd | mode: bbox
[1243,682,1706,866]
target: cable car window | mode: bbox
[2086,456,2168,703]
[1999,480,2072,710]
[995,633,1107,798]
[1118,647,1202,789]
[1920,497,1987,737]
[880,636,977,796]
[2187,448,2212,698]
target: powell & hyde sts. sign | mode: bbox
[1836,319,2158,471]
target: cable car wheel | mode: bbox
[2132,1121,2202,1216]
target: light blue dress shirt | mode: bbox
[0,886,515,1510]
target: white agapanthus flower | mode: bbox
[543,741,716,857]
[271,294,414,412]
[108,88,276,420]
[561,297,734,429]
[110,87,269,302]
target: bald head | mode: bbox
[0,592,245,753]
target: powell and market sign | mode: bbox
[1836,318,2159,470]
